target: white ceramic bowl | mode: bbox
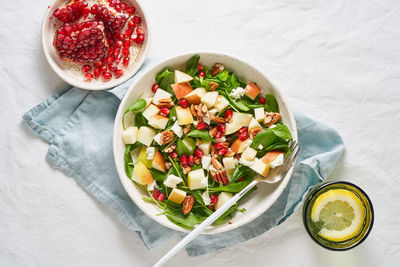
[42,0,150,90]
[113,52,298,234]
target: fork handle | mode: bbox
[153,180,259,267]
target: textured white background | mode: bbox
[1,0,400,266]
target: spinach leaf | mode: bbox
[186,130,212,140]
[165,212,206,230]
[213,204,238,225]
[264,94,279,112]
[134,113,148,127]
[124,145,134,178]
[230,164,257,184]
[270,124,292,140]
[122,99,146,129]
[166,107,177,129]
[150,169,167,182]
[185,54,200,77]
[156,68,175,94]
[229,73,239,89]
[217,70,229,81]
[250,129,277,150]
[176,139,190,156]
[209,179,254,193]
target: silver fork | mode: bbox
[154,141,301,267]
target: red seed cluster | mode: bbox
[53,1,89,23]
[52,0,145,82]
[54,21,108,64]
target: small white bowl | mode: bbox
[113,52,298,234]
[41,0,151,90]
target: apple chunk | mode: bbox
[215,192,233,210]
[230,138,251,154]
[152,151,167,172]
[121,126,138,144]
[171,82,193,99]
[248,117,262,131]
[148,115,169,130]
[184,87,207,104]
[214,95,229,112]
[175,106,194,125]
[225,112,253,135]
[168,188,187,204]
[201,91,219,108]
[132,161,154,185]
[142,104,160,121]
[137,126,156,146]
[152,88,172,105]
[174,70,193,83]
[250,158,270,177]
[244,82,261,100]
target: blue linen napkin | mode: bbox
[23,59,344,256]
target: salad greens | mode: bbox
[120,54,293,230]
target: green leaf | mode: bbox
[156,68,173,84]
[209,179,254,193]
[264,94,279,112]
[134,113,148,127]
[150,169,167,182]
[229,73,239,88]
[230,164,257,184]
[185,54,200,77]
[270,124,292,140]
[166,107,177,129]
[186,130,212,140]
[124,145,134,178]
[176,139,190,156]
[250,129,277,150]
[217,70,229,81]
[156,68,175,94]
[122,99,146,129]
[213,204,238,225]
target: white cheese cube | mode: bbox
[163,174,183,188]
[201,91,219,108]
[214,95,229,112]
[146,147,156,160]
[188,169,208,190]
[153,133,162,146]
[250,158,269,177]
[130,147,141,164]
[202,191,211,205]
[147,180,156,191]
[241,147,257,161]
[171,121,183,138]
[198,140,211,155]
[254,107,265,122]
[121,126,138,144]
[142,104,160,121]
[215,192,233,210]
[201,155,212,169]
[270,154,285,168]
[152,88,172,105]
[223,157,237,170]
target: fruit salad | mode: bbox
[121,55,293,229]
[52,0,145,82]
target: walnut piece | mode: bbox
[164,143,176,153]
[249,128,263,139]
[211,63,225,76]
[182,195,194,215]
[209,126,218,138]
[182,166,191,175]
[183,125,191,135]
[160,130,174,145]
[209,82,219,91]
[263,113,282,128]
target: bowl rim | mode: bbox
[302,181,374,251]
[113,51,298,234]
[41,0,151,91]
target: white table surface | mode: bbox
[1,0,399,266]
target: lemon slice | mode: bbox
[311,189,365,242]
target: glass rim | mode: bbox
[302,181,374,251]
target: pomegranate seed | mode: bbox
[215,142,225,151]
[122,48,130,56]
[225,109,233,120]
[218,124,226,133]
[82,7,90,16]
[53,1,88,23]
[237,177,245,182]
[115,40,123,48]
[188,155,195,166]
[238,127,248,134]
[94,68,100,79]
[259,96,266,105]
[180,155,188,166]
[197,63,203,71]
[126,7,135,15]
[94,61,103,68]
[84,72,93,82]
[199,71,205,77]
[170,151,178,159]
[133,16,141,24]
[136,35,144,44]
[102,72,112,81]
[128,20,135,29]
[217,147,228,155]
[114,48,120,58]
[114,68,124,79]
[108,63,117,72]
[215,131,223,139]
[107,56,115,65]
[239,132,249,141]
[196,122,209,131]
[82,65,91,73]
[136,27,144,35]
[194,149,204,158]
[157,193,165,202]
[99,65,107,73]
[123,57,130,67]
[210,194,218,204]
[152,83,159,93]
[153,189,160,199]
[178,99,189,108]
[160,107,170,116]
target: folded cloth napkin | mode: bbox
[23,59,344,256]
